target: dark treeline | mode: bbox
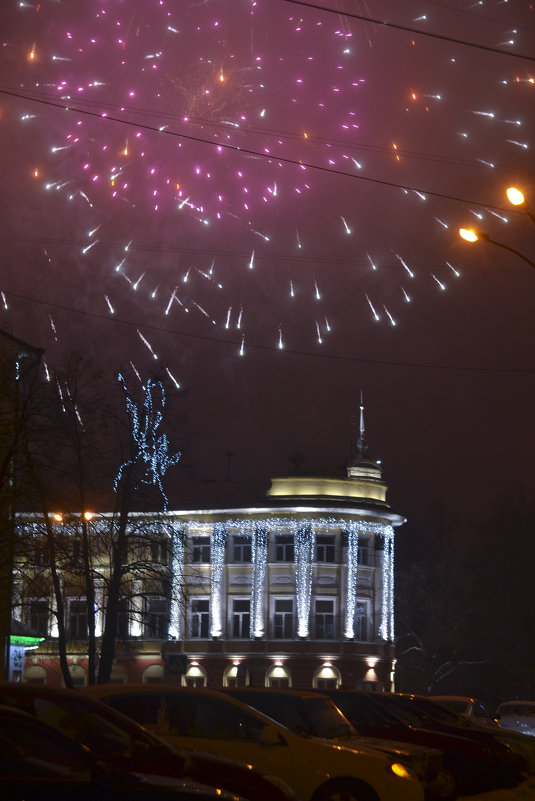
[395,489,535,708]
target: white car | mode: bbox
[85,684,424,801]
[496,701,535,738]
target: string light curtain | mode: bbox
[251,522,269,638]
[210,522,227,637]
[169,524,185,638]
[294,522,315,637]
[379,525,395,642]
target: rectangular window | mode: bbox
[316,536,335,563]
[145,597,168,639]
[314,598,336,639]
[275,536,294,562]
[190,599,210,638]
[316,678,338,689]
[231,599,250,638]
[117,597,130,639]
[67,598,88,640]
[28,599,48,636]
[355,602,370,641]
[358,540,373,566]
[191,537,211,563]
[273,599,293,639]
[232,536,251,563]
[33,545,49,568]
[150,539,168,565]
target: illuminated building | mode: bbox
[13,404,405,689]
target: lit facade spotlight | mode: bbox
[52,513,63,522]
[83,511,93,521]
[506,186,525,206]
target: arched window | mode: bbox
[223,664,248,687]
[312,664,341,690]
[265,664,291,688]
[143,663,164,684]
[68,664,86,687]
[24,665,47,685]
[182,663,207,687]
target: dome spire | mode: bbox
[347,392,383,483]
[355,389,367,461]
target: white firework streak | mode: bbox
[137,329,158,359]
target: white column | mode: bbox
[169,526,185,639]
[94,583,104,637]
[294,522,315,638]
[251,523,268,637]
[50,591,59,638]
[210,523,226,637]
[344,522,359,639]
[379,525,395,641]
[130,578,143,637]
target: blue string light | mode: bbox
[114,374,181,510]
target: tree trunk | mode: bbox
[97,467,133,684]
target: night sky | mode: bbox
[1,0,534,533]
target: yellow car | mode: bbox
[85,684,424,801]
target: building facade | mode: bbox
[14,415,405,690]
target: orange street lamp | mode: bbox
[506,187,525,206]
[506,186,535,225]
[458,227,535,271]
[459,228,479,242]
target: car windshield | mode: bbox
[500,704,535,717]
[434,699,467,715]
[230,693,355,739]
[410,697,465,725]
[330,693,406,737]
[374,696,434,728]
[0,690,172,761]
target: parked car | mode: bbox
[430,696,498,728]
[222,686,451,799]
[319,689,522,798]
[85,683,425,801]
[495,701,535,738]
[0,682,295,801]
[389,693,532,775]
[0,704,247,801]
[373,694,526,788]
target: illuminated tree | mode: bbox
[97,373,181,683]
[13,358,183,685]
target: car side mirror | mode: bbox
[259,725,284,747]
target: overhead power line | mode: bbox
[282,0,535,63]
[0,88,521,214]
[2,287,535,376]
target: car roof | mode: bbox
[83,683,296,730]
[497,700,535,709]
[430,696,478,703]
[224,687,328,700]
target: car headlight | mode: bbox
[389,762,413,780]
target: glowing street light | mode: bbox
[506,186,535,225]
[459,228,479,243]
[458,227,535,271]
[506,186,525,206]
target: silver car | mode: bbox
[496,702,535,738]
